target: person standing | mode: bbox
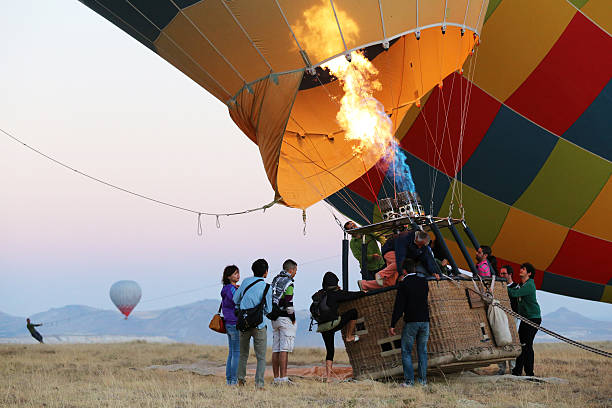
[497,265,519,375]
[507,262,542,377]
[220,265,240,385]
[270,259,298,385]
[345,221,385,280]
[233,259,273,389]
[314,272,365,382]
[26,318,44,344]
[389,259,430,386]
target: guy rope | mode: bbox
[440,272,612,359]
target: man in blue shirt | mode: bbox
[233,258,273,389]
[394,230,439,278]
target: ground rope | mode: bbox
[440,271,612,359]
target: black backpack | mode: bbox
[236,280,270,332]
[309,290,335,329]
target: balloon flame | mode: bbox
[322,52,394,160]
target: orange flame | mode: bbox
[322,52,394,160]
[293,0,359,63]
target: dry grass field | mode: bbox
[1,341,610,408]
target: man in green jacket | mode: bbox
[345,221,385,280]
[507,262,541,377]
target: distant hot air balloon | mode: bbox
[109,280,142,319]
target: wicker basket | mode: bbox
[338,277,521,379]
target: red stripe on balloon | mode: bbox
[505,12,612,136]
[118,305,135,318]
[495,257,544,290]
[399,72,501,177]
[546,230,612,285]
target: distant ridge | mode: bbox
[1,303,610,345]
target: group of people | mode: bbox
[472,246,542,376]
[219,257,366,387]
[345,222,542,383]
[345,221,440,292]
[220,259,297,388]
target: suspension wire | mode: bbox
[360,158,382,215]
[281,139,371,223]
[1,127,281,222]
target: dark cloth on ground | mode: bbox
[321,308,358,361]
[390,274,430,327]
[513,317,541,376]
[394,231,438,276]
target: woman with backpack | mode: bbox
[220,265,240,385]
[313,272,365,382]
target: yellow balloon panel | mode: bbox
[572,176,612,242]
[492,207,569,271]
[469,0,575,101]
[582,0,612,35]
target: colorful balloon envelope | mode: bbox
[79,0,485,208]
[109,280,142,319]
[79,1,611,303]
[326,0,612,303]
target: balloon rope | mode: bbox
[1,127,280,221]
[281,139,372,224]
[361,159,382,215]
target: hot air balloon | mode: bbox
[327,0,612,304]
[109,280,142,319]
[78,0,485,209]
[77,0,610,307]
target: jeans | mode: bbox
[401,322,429,385]
[225,324,240,385]
[238,326,267,388]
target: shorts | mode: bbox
[271,316,297,352]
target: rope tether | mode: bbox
[439,271,612,359]
[1,127,281,234]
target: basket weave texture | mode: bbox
[338,279,521,379]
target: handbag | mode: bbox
[236,280,269,332]
[209,303,226,334]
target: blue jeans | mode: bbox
[225,324,240,385]
[401,322,429,385]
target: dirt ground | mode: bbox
[1,342,610,407]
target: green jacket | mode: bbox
[507,279,541,319]
[350,234,385,272]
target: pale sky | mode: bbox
[2,1,611,323]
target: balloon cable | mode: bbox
[1,127,281,229]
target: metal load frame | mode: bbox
[341,214,482,290]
